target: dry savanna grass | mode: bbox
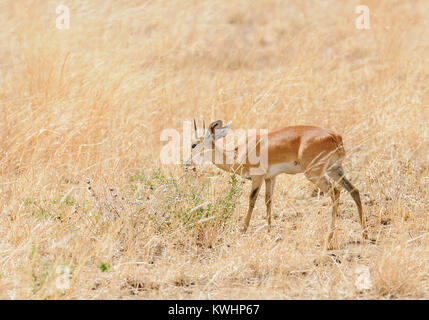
[0,0,428,299]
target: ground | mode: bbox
[0,0,428,299]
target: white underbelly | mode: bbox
[267,161,303,177]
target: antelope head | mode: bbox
[185,119,232,167]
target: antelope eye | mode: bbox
[191,143,197,149]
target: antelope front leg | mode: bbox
[265,178,276,231]
[242,176,264,233]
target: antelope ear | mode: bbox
[209,120,223,134]
[214,120,232,140]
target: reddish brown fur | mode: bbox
[191,122,367,248]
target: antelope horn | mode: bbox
[193,119,198,138]
[203,120,206,135]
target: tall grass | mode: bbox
[0,0,428,299]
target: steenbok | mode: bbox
[186,120,368,247]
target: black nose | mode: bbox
[191,143,197,149]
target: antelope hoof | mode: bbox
[363,234,376,244]
[326,234,339,250]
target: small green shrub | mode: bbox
[129,168,243,232]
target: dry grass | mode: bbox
[0,0,428,299]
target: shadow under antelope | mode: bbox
[186,120,368,248]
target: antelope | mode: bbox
[186,120,368,247]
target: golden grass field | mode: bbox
[0,0,428,299]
